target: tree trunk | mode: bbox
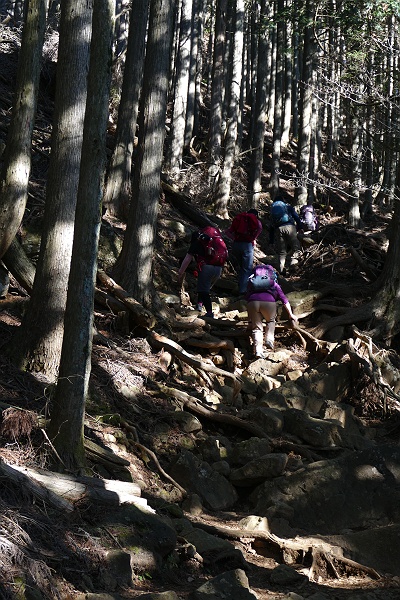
[8,0,92,381]
[0,0,46,259]
[103,0,149,220]
[208,0,227,189]
[295,0,314,208]
[112,0,175,307]
[248,0,271,205]
[270,0,284,197]
[214,0,244,217]
[48,0,113,472]
[165,0,193,174]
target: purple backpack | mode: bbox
[248,264,278,292]
[300,205,318,231]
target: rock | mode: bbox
[248,407,284,436]
[230,453,288,486]
[101,505,177,558]
[259,380,324,413]
[238,515,270,533]
[198,435,232,463]
[193,569,257,599]
[0,265,9,298]
[269,564,308,585]
[172,410,202,433]
[137,592,180,599]
[103,550,132,588]
[307,361,352,402]
[283,407,345,447]
[211,460,230,477]
[182,493,203,515]
[251,445,400,535]
[169,450,238,510]
[229,437,271,466]
[174,517,233,555]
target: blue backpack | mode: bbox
[271,200,291,227]
[248,264,278,292]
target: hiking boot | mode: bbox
[255,350,266,359]
[205,312,214,318]
[265,340,274,350]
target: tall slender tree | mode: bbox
[113,0,175,307]
[0,0,47,259]
[103,0,149,220]
[48,0,114,471]
[9,0,92,381]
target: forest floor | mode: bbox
[1,17,400,600]
[0,172,399,600]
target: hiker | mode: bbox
[224,208,262,295]
[269,195,303,275]
[177,226,227,318]
[246,263,298,358]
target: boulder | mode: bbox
[250,445,400,535]
[193,569,257,599]
[230,453,288,487]
[169,450,238,510]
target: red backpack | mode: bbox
[197,226,228,268]
[231,212,259,242]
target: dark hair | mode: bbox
[248,208,259,218]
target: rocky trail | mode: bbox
[1,187,400,600]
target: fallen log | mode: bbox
[161,179,218,229]
[0,460,153,512]
[97,269,156,329]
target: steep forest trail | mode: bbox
[1,184,400,599]
[1,18,400,600]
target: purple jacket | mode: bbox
[246,280,288,305]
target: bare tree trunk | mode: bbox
[281,2,292,148]
[248,0,271,205]
[9,0,92,382]
[103,0,149,221]
[48,0,113,472]
[185,0,202,144]
[295,0,315,208]
[165,0,193,175]
[0,0,47,259]
[208,0,227,189]
[348,108,362,228]
[113,0,175,307]
[270,0,284,197]
[214,0,244,217]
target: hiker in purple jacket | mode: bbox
[246,264,298,358]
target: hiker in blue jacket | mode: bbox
[269,195,303,275]
[224,209,262,296]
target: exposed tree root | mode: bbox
[189,518,381,582]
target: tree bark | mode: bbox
[112,0,175,307]
[48,0,114,472]
[8,0,92,382]
[103,0,149,220]
[0,0,47,259]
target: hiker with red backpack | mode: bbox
[246,263,298,358]
[269,195,303,275]
[177,226,227,318]
[224,208,262,296]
